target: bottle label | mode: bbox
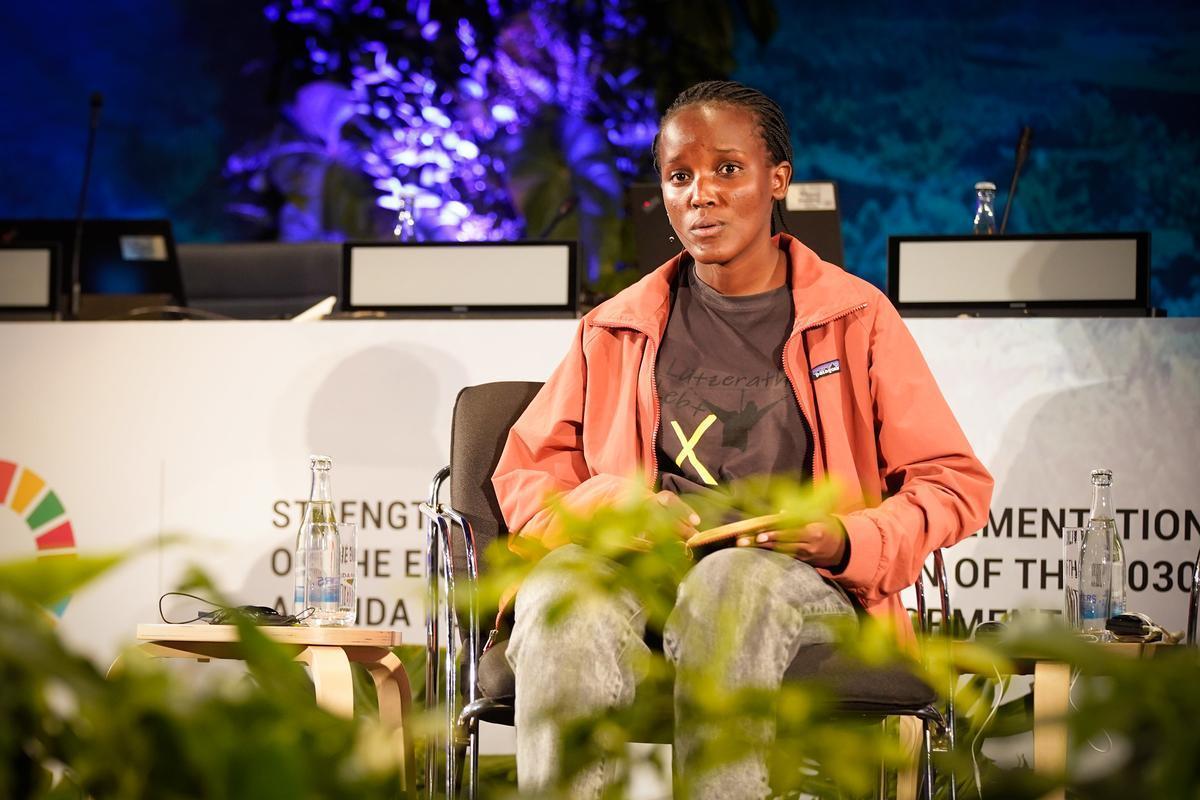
[1080,593,1105,620]
[313,576,339,604]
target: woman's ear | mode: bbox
[771,160,793,200]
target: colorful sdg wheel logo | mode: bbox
[1,460,79,617]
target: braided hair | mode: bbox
[652,80,793,234]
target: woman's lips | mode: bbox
[689,221,725,239]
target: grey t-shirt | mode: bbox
[655,262,812,502]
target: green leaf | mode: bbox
[0,553,124,607]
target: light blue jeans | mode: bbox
[506,544,856,799]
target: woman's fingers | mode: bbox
[654,490,701,540]
[734,522,846,566]
[748,535,809,557]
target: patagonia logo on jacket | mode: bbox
[811,359,841,380]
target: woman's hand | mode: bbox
[653,490,701,541]
[736,519,847,567]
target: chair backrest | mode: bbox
[447,381,545,585]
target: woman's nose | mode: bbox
[689,174,718,207]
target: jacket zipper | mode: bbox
[591,319,662,489]
[781,340,818,481]
[648,339,661,487]
[782,303,868,480]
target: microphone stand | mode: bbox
[999,126,1031,236]
[68,92,103,320]
[537,195,579,239]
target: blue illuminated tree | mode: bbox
[226,0,775,287]
[226,0,655,281]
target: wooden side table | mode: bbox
[1015,641,1175,800]
[109,624,415,797]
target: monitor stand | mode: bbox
[77,293,177,320]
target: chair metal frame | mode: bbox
[1187,545,1200,646]
[421,469,959,800]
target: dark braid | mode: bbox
[652,80,793,233]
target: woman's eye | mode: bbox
[718,163,740,175]
[669,172,689,183]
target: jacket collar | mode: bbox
[590,233,871,341]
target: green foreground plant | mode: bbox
[4,483,1199,799]
[0,555,406,800]
[456,475,1200,799]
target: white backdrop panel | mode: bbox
[0,317,1196,666]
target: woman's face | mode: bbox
[657,103,791,268]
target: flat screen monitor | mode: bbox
[0,219,185,306]
[887,233,1150,317]
[0,244,59,315]
[342,241,578,316]
[629,181,845,272]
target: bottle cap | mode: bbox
[1090,468,1112,485]
[309,454,333,470]
[975,181,997,192]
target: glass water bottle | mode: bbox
[294,455,338,618]
[1079,468,1126,637]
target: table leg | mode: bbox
[366,651,417,799]
[1033,660,1071,800]
[296,645,355,719]
[896,715,922,800]
[106,650,132,679]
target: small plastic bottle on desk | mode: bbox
[393,192,417,242]
[973,181,997,235]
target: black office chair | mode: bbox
[420,381,958,800]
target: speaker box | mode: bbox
[628,181,845,272]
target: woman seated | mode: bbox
[491,80,993,799]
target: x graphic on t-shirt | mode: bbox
[669,414,719,486]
